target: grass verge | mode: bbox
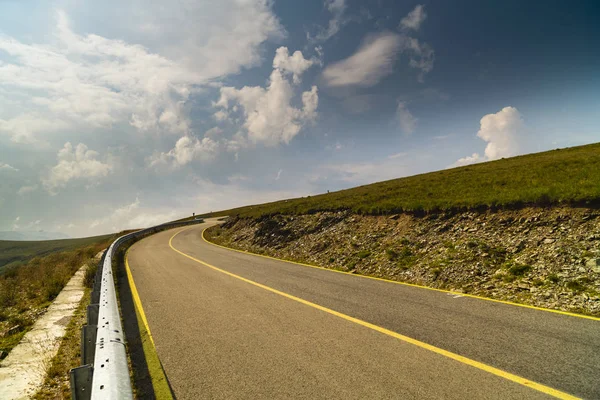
[194,142,600,218]
[0,238,112,357]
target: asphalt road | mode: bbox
[127,220,600,399]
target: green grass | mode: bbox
[0,235,115,357]
[0,234,113,272]
[197,143,600,218]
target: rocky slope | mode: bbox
[205,207,600,316]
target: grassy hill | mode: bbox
[0,234,114,272]
[201,143,600,218]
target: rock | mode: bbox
[517,283,529,291]
[389,214,400,220]
[543,238,555,244]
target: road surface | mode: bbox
[126,220,600,399]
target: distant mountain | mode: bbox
[0,231,70,241]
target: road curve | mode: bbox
[126,220,600,399]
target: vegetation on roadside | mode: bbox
[0,236,113,358]
[0,234,113,272]
[198,143,600,218]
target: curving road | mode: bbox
[126,220,600,399]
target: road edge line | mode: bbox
[170,228,579,400]
[125,250,174,400]
[201,226,600,322]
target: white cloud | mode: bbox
[275,169,283,180]
[477,106,524,160]
[0,162,18,172]
[322,33,402,87]
[322,30,435,87]
[273,47,315,84]
[449,153,483,168]
[125,0,286,79]
[312,0,348,42]
[17,184,38,196]
[400,5,427,31]
[452,106,524,167]
[388,152,407,159]
[43,142,113,193]
[396,35,435,82]
[0,4,284,143]
[396,101,417,134]
[12,216,19,231]
[214,47,318,146]
[0,115,69,144]
[149,135,218,168]
[89,197,177,232]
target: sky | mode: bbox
[0,0,599,238]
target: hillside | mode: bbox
[0,234,113,272]
[202,143,600,218]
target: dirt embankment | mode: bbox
[206,208,600,316]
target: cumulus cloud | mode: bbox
[322,33,402,87]
[273,47,315,84]
[149,135,219,168]
[396,101,417,134]
[43,142,113,193]
[399,5,427,31]
[0,4,284,143]
[0,163,18,172]
[451,106,524,167]
[477,106,524,160]
[214,47,318,146]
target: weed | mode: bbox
[431,268,442,279]
[547,273,560,283]
[506,262,531,276]
[566,280,585,292]
[328,257,335,263]
[386,249,398,261]
[356,250,371,259]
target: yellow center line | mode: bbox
[169,226,579,400]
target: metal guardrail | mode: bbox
[70,219,203,399]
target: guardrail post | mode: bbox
[82,324,98,365]
[87,304,99,326]
[71,364,93,400]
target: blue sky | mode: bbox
[0,0,599,237]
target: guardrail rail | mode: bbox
[70,219,203,399]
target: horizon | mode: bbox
[1,0,599,237]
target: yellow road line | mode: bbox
[201,226,600,322]
[125,250,174,399]
[169,227,579,400]
[125,251,156,346]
